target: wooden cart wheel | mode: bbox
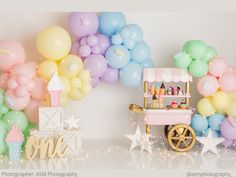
[164,125,174,139]
[167,124,196,152]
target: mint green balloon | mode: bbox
[189,60,208,78]
[0,104,9,115]
[174,52,192,69]
[183,40,207,60]
[0,120,8,154]
[202,46,217,63]
[0,88,4,95]
[3,111,28,131]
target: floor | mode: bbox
[0,139,235,170]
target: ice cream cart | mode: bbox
[129,68,196,152]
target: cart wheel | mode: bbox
[167,124,196,152]
[164,125,174,139]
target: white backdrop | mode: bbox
[0,12,236,140]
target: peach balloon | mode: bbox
[15,86,28,98]
[0,40,25,71]
[7,78,18,90]
[219,73,236,93]
[30,78,48,101]
[5,90,30,110]
[0,73,10,89]
[24,99,43,124]
[209,57,228,77]
[197,75,218,97]
[10,62,37,79]
[16,74,30,86]
[225,65,236,74]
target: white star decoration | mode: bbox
[64,115,80,130]
[126,125,154,153]
[196,129,225,155]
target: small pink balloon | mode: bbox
[79,45,91,57]
[24,99,43,124]
[197,75,218,96]
[0,40,25,71]
[7,78,18,90]
[5,89,30,110]
[10,62,37,79]
[91,77,101,88]
[16,74,29,86]
[15,86,28,97]
[209,57,228,77]
[87,35,98,46]
[219,73,236,93]
[80,38,87,46]
[30,77,48,101]
[91,45,101,54]
[27,80,35,91]
[225,65,236,74]
[0,73,10,89]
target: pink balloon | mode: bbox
[15,86,28,97]
[30,78,48,101]
[7,78,18,90]
[70,41,80,56]
[0,73,10,89]
[91,77,101,88]
[197,75,218,97]
[10,62,37,79]
[5,89,30,110]
[0,40,25,71]
[24,99,43,124]
[219,73,236,93]
[16,74,29,86]
[225,65,236,74]
[209,57,228,77]
[27,80,35,91]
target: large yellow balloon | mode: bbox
[70,77,82,88]
[61,96,68,106]
[68,89,84,100]
[229,92,236,100]
[38,60,58,80]
[36,26,71,61]
[59,55,83,78]
[226,100,236,118]
[60,76,71,96]
[80,82,92,94]
[197,98,216,116]
[78,70,91,82]
[211,91,230,111]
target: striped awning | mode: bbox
[143,68,192,82]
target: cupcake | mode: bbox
[179,101,188,109]
[171,101,178,109]
[160,83,166,95]
[5,124,24,161]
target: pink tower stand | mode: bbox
[49,91,61,107]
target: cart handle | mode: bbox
[129,104,144,113]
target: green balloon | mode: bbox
[183,40,207,60]
[3,111,28,131]
[174,52,192,69]
[189,60,208,78]
[0,104,9,115]
[0,88,5,95]
[0,120,8,154]
[202,46,217,63]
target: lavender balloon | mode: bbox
[91,77,101,88]
[70,41,80,56]
[101,67,119,84]
[69,12,99,39]
[84,54,108,78]
[97,34,110,54]
[221,118,236,147]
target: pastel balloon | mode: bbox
[121,24,143,41]
[173,52,192,69]
[30,78,48,101]
[87,35,98,46]
[24,99,42,124]
[77,70,91,82]
[220,119,236,146]
[0,73,10,89]
[197,97,215,116]
[80,82,92,94]
[123,39,136,49]
[208,113,225,131]
[97,34,110,54]
[141,59,154,68]
[191,114,208,132]
[197,75,218,97]
[91,77,101,88]
[211,91,230,111]
[59,55,83,78]
[0,40,25,71]
[111,34,123,45]
[16,74,30,86]
[10,62,37,79]
[0,103,9,115]
[7,78,18,90]
[3,111,28,131]
[60,76,71,96]
[69,12,99,38]
[209,57,228,77]
[105,45,130,69]
[70,77,82,88]
[36,26,71,61]
[0,120,8,154]
[101,67,119,84]
[218,73,236,93]
[202,47,217,63]
[225,66,236,74]
[91,45,101,54]
[38,60,58,80]
[79,45,91,57]
[189,60,208,78]
[99,12,126,37]
[226,100,236,117]
[70,40,80,56]
[84,54,108,77]
[131,41,150,63]
[15,86,28,98]
[119,61,142,87]
[5,90,30,111]
[68,89,84,100]
[183,40,207,59]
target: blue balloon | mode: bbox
[191,114,209,133]
[201,128,220,137]
[105,45,131,69]
[121,24,143,41]
[99,12,126,37]
[111,34,123,45]
[208,113,225,131]
[141,59,154,68]
[131,41,151,63]
[119,61,143,87]
[123,39,135,49]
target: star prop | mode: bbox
[64,115,80,130]
[126,125,154,153]
[196,129,225,155]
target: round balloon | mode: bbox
[191,114,209,133]
[3,111,28,131]
[183,40,207,59]
[219,73,236,93]
[202,47,217,63]
[101,67,119,84]
[209,57,228,77]
[91,77,101,88]
[208,113,225,131]
[226,100,236,117]
[173,52,192,69]
[96,34,111,54]
[30,78,48,101]
[197,75,218,97]
[38,60,58,80]
[0,120,8,154]
[36,26,71,61]
[189,60,208,78]
[60,76,71,96]
[24,99,42,124]
[68,89,84,100]
[10,62,37,79]
[0,73,10,90]
[121,24,143,41]
[130,41,150,63]
[197,97,215,116]
[141,59,154,68]
[211,91,230,111]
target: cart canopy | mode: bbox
[143,68,192,82]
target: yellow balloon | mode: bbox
[78,70,91,82]
[60,76,71,96]
[226,100,236,117]
[70,77,82,88]
[36,26,71,61]
[68,89,84,100]
[197,98,216,116]
[229,92,236,100]
[61,96,68,106]
[211,91,230,110]
[38,60,58,80]
[59,55,83,78]
[80,82,92,94]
